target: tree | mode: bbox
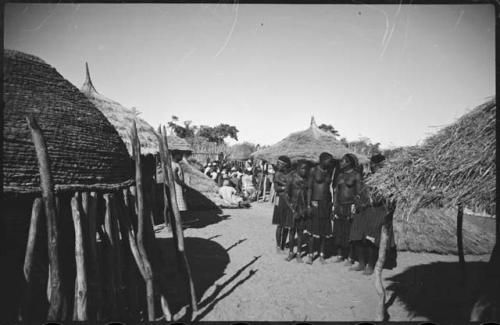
[318,123,340,137]
[168,116,197,138]
[197,124,239,144]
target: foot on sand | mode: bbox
[296,255,303,263]
[363,265,374,275]
[285,252,295,261]
[349,262,365,271]
[306,255,313,265]
[333,256,344,263]
[319,255,327,264]
[344,259,354,267]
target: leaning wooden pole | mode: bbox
[157,127,181,264]
[374,224,389,321]
[456,203,466,284]
[24,197,43,282]
[130,121,155,321]
[27,116,63,320]
[161,126,198,313]
[71,193,88,321]
[157,127,171,230]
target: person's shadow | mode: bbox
[385,261,491,322]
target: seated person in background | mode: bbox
[241,169,257,200]
[219,180,250,208]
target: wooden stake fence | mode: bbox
[27,116,64,320]
[158,125,198,313]
[130,121,155,321]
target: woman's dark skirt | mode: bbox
[283,208,307,231]
[306,200,333,237]
[272,195,289,226]
[333,204,353,247]
[349,205,397,269]
[349,205,387,244]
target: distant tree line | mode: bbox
[168,116,239,144]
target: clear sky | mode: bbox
[4,3,495,148]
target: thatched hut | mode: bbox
[79,64,225,211]
[366,97,497,320]
[1,49,134,321]
[367,97,496,254]
[251,117,369,167]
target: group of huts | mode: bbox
[1,48,497,322]
[1,49,200,322]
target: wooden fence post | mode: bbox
[130,121,155,321]
[27,116,63,320]
[71,192,88,320]
[457,203,466,284]
[374,224,389,321]
[160,126,198,313]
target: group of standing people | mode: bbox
[271,152,396,275]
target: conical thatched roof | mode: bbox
[251,117,369,164]
[80,63,191,155]
[367,97,496,214]
[3,50,133,195]
[229,142,256,161]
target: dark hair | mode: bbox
[319,152,333,162]
[277,155,291,166]
[370,153,386,164]
[342,153,359,168]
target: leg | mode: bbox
[280,227,289,251]
[296,230,304,263]
[364,242,378,275]
[306,235,315,264]
[275,226,282,252]
[350,241,366,271]
[319,236,326,264]
[285,228,296,261]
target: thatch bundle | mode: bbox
[393,206,495,254]
[228,142,256,161]
[3,50,133,195]
[367,97,496,214]
[252,117,369,165]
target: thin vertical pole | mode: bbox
[27,116,63,320]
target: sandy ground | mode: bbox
[155,202,492,322]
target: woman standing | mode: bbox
[305,152,335,265]
[348,153,397,274]
[272,156,292,254]
[332,153,362,265]
[283,160,310,263]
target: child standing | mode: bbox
[283,160,310,263]
[271,156,292,254]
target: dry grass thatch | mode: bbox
[179,160,225,206]
[252,117,369,164]
[3,50,133,195]
[367,97,496,214]
[80,63,193,155]
[393,205,495,254]
[228,142,256,161]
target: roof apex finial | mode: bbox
[310,116,317,127]
[81,62,98,95]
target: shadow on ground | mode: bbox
[184,186,222,213]
[386,261,490,322]
[153,237,260,321]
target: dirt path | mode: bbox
[156,202,491,322]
